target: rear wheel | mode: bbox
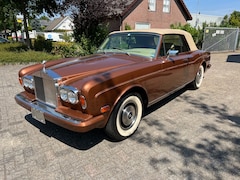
[105,93,143,141]
[191,65,204,89]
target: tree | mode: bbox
[220,11,240,28]
[39,15,50,21]
[229,11,240,27]
[0,0,13,38]
[62,0,129,48]
[11,0,60,48]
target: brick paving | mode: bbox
[0,52,240,179]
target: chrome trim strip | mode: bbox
[15,94,81,125]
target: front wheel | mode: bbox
[105,93,143,141]
[191,65,204,89]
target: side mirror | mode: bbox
[167,50,179,56]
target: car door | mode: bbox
[156,34,191,95]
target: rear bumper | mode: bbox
[15,93,105,132]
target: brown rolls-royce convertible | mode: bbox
[15,29,211,140]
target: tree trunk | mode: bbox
[23,10,32,49]
[12,14,18,42]
[4,24,7,39]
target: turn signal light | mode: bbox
[80,95,87,109]
[100,105,110,113]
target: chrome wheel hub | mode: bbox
[121,105,136,129]
[196,69,203,84]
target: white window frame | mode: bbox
[135,22,151,30]
[163,0,171,13]
[148,0,156,11]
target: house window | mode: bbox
[135,22,151,30]
[163,0,171,13]
[148,0,156,11]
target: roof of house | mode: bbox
[44,16,72,31]
[176,0,192,21]
[39,20,51,27]
[113,0,192,21]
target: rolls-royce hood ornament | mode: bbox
[42,60,46,73]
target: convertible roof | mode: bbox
[110,29,198,51]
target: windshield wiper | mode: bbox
[96,49,106,54]
[112,47,130,56]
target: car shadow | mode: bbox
[226,54,240,63]
[25,114,108,150]
[25,86,189,150]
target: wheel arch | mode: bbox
[124,86,148,110]
[110,85,148,117]
[201,61,207,71]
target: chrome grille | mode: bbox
[34,71,59,107]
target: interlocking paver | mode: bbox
[0,52,240,179]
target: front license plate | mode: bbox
[31,107,46,124]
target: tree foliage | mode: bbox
[0,0,19,39]
[220,11,240,27]
[12,0,60,48]
[0,0,60,48]
[62,0,129,49]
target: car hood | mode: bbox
[48,53,146,83]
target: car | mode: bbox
[0,36,10,43]
[15,29,211,140]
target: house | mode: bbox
[39,20,51,30]
[44,16,74,32]
[41,16,74,42]
[108,0,192,31]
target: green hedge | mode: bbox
[0,40,96,64]
[0,43,60,64]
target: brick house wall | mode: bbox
[108,0,190,31]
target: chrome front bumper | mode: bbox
[15,93,105,132]
[15,94,81,124]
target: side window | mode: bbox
[159,34,190,56]
[180,35,190,52]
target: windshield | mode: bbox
[97,32,160,58]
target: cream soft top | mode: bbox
[110,29,198,51]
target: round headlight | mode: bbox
[23,76,34,90]
[23,78,28,87]
[68,91,78,104]
[60,89,68,101]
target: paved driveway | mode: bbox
[0,52,239,179]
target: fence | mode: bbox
[202,27,239,52]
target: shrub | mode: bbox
[125,23,132,30]
[34,35,53,52]
[52,42,89,58]
[73,24,108,53]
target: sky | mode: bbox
[184,0,240,16]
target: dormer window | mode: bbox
[148,0,156,11]
[163,0,171,13]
